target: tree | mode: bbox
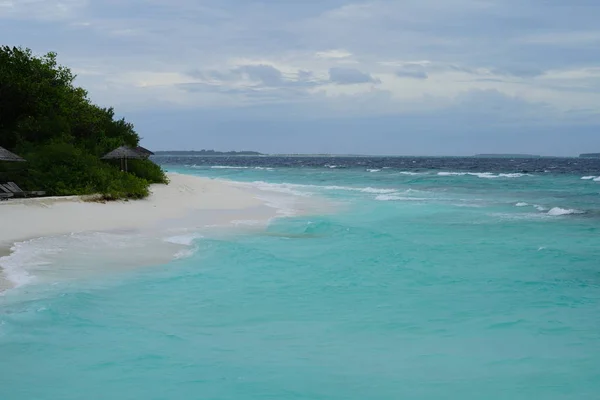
[0,46,166,199]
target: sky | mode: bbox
[2,0,600,155]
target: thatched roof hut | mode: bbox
[102,146,146,161]
[102,146,147,172]
[0,146,25,162]
[135,146,154,158]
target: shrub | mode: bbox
[5,143,154,200]
[122,158,169,184]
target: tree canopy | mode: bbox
[0,46,166,199]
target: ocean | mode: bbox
[2,156,600,399]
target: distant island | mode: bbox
[474,154,541,158]
[580,153,600,158]
[154,150,262,156]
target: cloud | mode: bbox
[489,66,545,78]
[235,64,285,86]
[394,64,429,80]
[521,30,600,46]
[187,64,327,91]
[315,49,352,59]
[329,67,380,84]
[4,0,600,154]
[0,0,85,21]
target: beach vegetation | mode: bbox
[0,46,167,199]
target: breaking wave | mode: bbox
[547,207,584,216]
[438,172,528,179]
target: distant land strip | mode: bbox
[474,154,541,158]
[154,150,262,156]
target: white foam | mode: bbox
[515,202,549,211]
[255,194,298,218]
[547,207,584,216]
[594,177,600,182]
[514,202,551,211]
[375,194,403,201]
[0,240,39,287]
[375,195,426,201]
[238,180,411,199]
[360,187,398,194]
[367,169,381,172]
[399,171,425,176]
[471,172,497,179]
[230,219,265,226]
[438,172,527,179]
[230,181,308,217]
[163,233,203,246]
[438,172,467,176]
[322,185,397,194]
[210,166,248,169]
[581,176,596,180]
[253,181,313,197]
[0,230,210,289]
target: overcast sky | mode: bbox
[2,0,600,155]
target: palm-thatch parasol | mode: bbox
[0,146,26,162]
[135,146,154,158]
[102,146,145,172]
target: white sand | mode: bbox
[0,173,331,291]
[0,173,270,246]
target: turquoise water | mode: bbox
[2,165,600,399]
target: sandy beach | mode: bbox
[0,173,272,246]
[0,173,289,290]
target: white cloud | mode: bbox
[0,0,86,20]
[521,31,600,46]
[315,49,352,59]
[3,0,598,122]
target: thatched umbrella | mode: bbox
[135,146,154,158]
[102,146,145,172]
[0,146,26,162]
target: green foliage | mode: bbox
[122,159,169,184]
[2,143,151,199]
[0,46,166,199]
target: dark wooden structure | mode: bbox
[0,146,26,162]
[0,182,45,198]
[102,146,147,172]
[135,146,155,158]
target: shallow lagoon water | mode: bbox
[1,158,600,399]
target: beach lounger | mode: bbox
[0,182,45,197]
[0,192,13,201]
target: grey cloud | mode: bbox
[489,66,545,78]
[234,64,284,86]
[420,62,546,80]
[329,67,380,84]
[234,65,325,88]
[394,64,428,80]
[188,65,326,89]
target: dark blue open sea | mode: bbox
[2,156,600,399]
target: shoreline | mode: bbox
[0,173,272,247]
[0,173,302,291]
